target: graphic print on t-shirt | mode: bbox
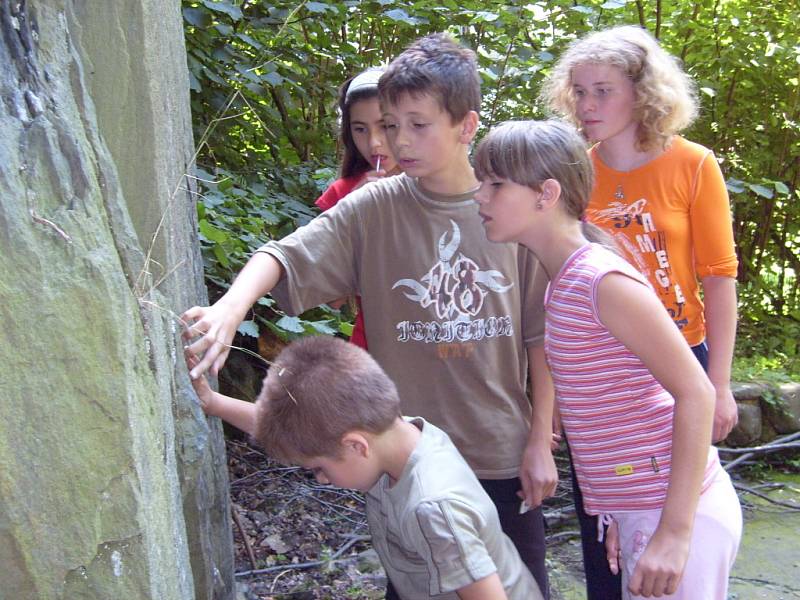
[589,197,688,330]
[392,220,515,343]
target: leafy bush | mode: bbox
[183,0,800,355]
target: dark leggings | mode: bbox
[570,340,709,600]
[385,476,550,600]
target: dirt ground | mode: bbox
[227,433,800,600]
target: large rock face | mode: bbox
[0,1,233,598]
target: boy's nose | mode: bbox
[392,127,409,148]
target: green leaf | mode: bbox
[384,8,421,24]
[726,178,745,194]
[774,181,790,195]
[262,72,284,86]
[306,1,334,14]
[275,315,306,333]
[198,219,229,243]
[474,11,499,22]
[235,33,263,49]
[256,297,275,308]
[570,5,595,14]
[217,177,234,192]
[183,7,212,28]
[238,320,260,338]
[700,87,716,97]
[601,0,627,8]
[202,67,227,86]
[201,1,243,21]
[202,191,226,208]
[188,70,202,92]
[749,183,774,199]
[308,320,337,335]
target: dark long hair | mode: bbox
[338,68,384,178]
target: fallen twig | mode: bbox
[733,482,800,510]
[231,504,258,572]
[721,431,800,472]
[235,534,369,578]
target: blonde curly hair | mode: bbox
[541,26,698,151]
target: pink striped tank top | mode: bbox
[545,243,719,514]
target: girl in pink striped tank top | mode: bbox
[473,120,741,600]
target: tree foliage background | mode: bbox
[182,0,800,373]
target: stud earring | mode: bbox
[536,201,543,210]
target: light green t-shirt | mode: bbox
[260,173,547,478]
[365,418,543,599]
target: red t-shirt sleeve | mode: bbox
[314,174,364,212]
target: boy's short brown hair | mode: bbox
[254,336,401,463]
[378,32,480,123]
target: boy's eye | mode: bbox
[384,123,397,130]
[413,122,429,129]
[574,88,585,97]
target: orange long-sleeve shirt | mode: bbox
[587,136,738,346]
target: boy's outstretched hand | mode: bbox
[181,300,242,379]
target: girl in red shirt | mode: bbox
[315,68,400,348]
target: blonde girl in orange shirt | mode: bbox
[542,25,739,600]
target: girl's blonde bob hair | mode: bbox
[541,25,698,151]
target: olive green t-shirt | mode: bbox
[259,174,547,478]
[365,418,543,599]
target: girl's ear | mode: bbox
[459,111,480,144]
[341,432,370,458]
[539,178,562,209]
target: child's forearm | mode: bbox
[657,382,714,537]
[221,252,285,317]
[206,391,257,436]
[519,345,558,508]
[702,276,737,387]
[527,345,555,446]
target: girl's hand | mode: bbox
[712,384,738,442]
[184,349,216,415]
[605,518,621,575]
[628,527,690,597]
[352,168,389,191]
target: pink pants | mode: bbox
[611,467,742,600]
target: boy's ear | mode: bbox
[540,178,562,209]
[341,432,370,458]
[458,110,480,144]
